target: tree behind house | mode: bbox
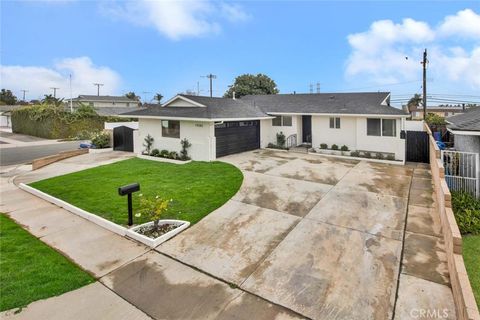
[224,74,279,99]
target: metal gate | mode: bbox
[113,126,134,152]
[442,150,479,198]
[406,131,430,163]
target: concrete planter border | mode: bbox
[18,183,127,236]
[89,147,114,154]
[137,154,192,165]
[308,151,403,165]
[316,149,351,156]
[263,147,289,152]
[126,220,190,248]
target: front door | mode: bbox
[302,115,312,144]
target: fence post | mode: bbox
[476,153,480,199]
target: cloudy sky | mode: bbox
[1,0,479,106]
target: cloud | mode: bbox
[345,9,480,90]
[0,57,122,100]
[102,0,250,40]
[438,9,480,39]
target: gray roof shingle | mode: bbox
[241,92,407,115]
[120,92,407,119]
[73,95,139,103]
[120,95,269,120]
[447,107,480,131]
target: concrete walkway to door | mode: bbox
[157,149,456,320]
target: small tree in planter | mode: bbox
[331,144,339,150]
[180,138,192,160]
[135,195,173,238]
[320,143,328,149]
[143,134,154,155]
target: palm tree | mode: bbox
[154,93,163,104]
[407,93,422,113]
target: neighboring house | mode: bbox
[71,95,140,108]
[120,92,408,161]
[446,107,480,154]
[69,95,141,117]
[0,105,24,127]
[409,105,465,119]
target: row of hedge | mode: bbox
[11,105,121,139]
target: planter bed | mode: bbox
[308,150,403,165]
[127,220,190,248]
[137,154,192,165]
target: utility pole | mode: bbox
[50,87,59,98]
[93,83,104,96]
[69,74,73,113]
[202,74,217,97]
[197,81,200,96]
[21,89,28,101]
[316,82,321,94]
[422,48,428,120]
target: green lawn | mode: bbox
[30,158,243,226]
[463,235,480,308]
[0,214,94,311]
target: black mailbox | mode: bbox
[118,183,140,196]
[400,130,406,139]
[118,183,140,226]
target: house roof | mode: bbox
[241,92,407,116]
[120,95,270,120]
[93,107,145,117]
[446,107,480,132]
[119,92,408,120]
[72,95,138,103]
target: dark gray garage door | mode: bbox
[215,121,260,157]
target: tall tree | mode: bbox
[224,74,279,99]
[0,89,17,105]
[407,93,422,113]
[154,93,163,104]
[41,94,63,106]
[125,92,139,100]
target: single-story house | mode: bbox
[119,92,409,161]
[446,107,480,154]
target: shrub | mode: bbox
[276,132,286,148]
[331,144,339,150]
[452,191,480,235]
[143,134,154,155]
[375,153,384,160]
[136,195,171,228]
[340,145,349,152]
[425,113,446,125]
[75,130,93,140]
[350,151,360,157]
[150,149,160,157]
[386,154,395,161]
[160,150,169,158]
[363,151,372,158]
[91,131,110,149]
[180,138,192,160]
[169,151,178,159]
[320,143,328,149]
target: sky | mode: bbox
[1,0,480,107]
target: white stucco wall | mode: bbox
[137,118,215,161]
[355,117,405,161]
[311,116,357,150]
[260,115,302,147]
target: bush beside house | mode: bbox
[11,104,121,139]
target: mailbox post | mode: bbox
[118,183,140,226]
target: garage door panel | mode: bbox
[215,121,260,157]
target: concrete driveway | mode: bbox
[157,150,417,319]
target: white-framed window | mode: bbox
[162,120,180,138]
[329,117,341,129]
[367,118,396,137]
[272,116,292,127]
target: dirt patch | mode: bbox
[135,223,177,239]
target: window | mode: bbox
[272,116,292,127]
[272,116,282,126]
[367,119,381,136]
[367,118,397,137]
[382,119,396,137]
[162,120,180,138]
[282,116,292,126]
[329,117,341,129]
